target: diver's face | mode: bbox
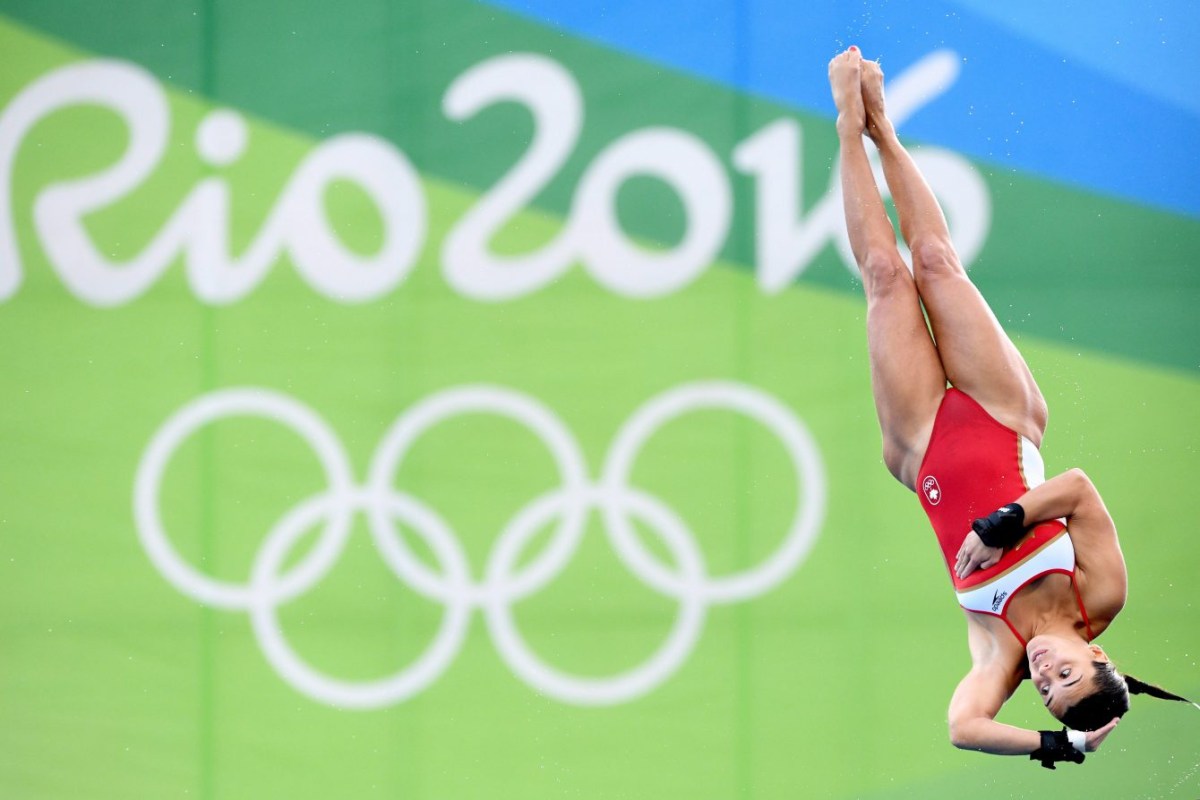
[1026,634,1108,718]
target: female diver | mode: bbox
[828,45,1193,768]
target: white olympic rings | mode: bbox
[133,382,826,708]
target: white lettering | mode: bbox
[733,119,836,293]
[279,134,425,303]
[2,61,170,304]
[4,62,426,306]
[441,54,581,301]
[0,50,990,307]
[575,127,730,297]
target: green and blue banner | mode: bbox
[1,1,1197,797]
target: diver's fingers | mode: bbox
[1084,718,1120,752]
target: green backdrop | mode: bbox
[1,2,1197,798]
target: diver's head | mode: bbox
[1028,633,1197,729]
[1027,634,1125,727]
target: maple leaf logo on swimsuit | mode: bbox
[922,475,942,506]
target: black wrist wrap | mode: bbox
[971,503,1026,548]
[1030,728,1085,770]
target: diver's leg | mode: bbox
[831,47,945,489]
[862,58,1047,444]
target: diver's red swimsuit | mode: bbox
[916,388,1092,645]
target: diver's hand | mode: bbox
[1084,718,1119,752]
[954,531,1003,579]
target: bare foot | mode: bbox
[860,59,895,143]
[828,46,865,138]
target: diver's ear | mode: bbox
[1088,644,1110,663]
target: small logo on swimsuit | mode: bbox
[921,475,942,505]
[991,589,1008,612]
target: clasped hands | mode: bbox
[955,531,1003,580]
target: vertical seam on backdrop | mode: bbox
[387,3,417,797]
[199,1,217,798]
[732,4,753,798]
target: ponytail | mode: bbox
[1126,674,1200,711]
[1060,662,1198,730]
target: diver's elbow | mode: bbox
[947,719,977,751]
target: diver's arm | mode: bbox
[1017,468,1110,529]
[948,619,1038,754]
[1016,468,1127,620]
[954,469,1100,579]
[947,664,1038,755]
[947,669,1119,761]
[948,618,1120,762]
[956,468,1128,613]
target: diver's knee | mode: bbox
[881,439,910,485]
[911,239,963,286]
[861,249,910,300]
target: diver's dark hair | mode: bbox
[1060,661,1195,731]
